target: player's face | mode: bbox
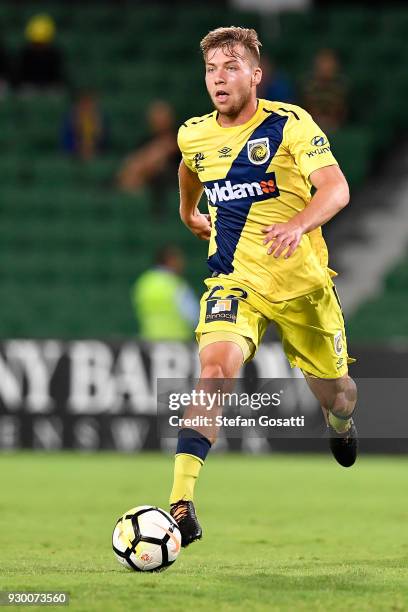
[205,44,260,118]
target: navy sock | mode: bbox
[176,428,212,462]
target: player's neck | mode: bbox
[216,97,259,128]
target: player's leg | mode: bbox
[169,337,245,547]
[273,281,358,466]
[304,373,358,467]
[168,279,266,545]
[170,338,244,501]
[304,373,357,432]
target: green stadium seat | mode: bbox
[326,8,378,36]
[330,128,373,187]
[348,294,408,341]
[384,257,408,292]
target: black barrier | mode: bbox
[157,377,408,439]
[0,340,407,452]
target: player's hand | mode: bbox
[262,221,304,258]
[184,213,212,241]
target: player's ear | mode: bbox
[252,66,262,86]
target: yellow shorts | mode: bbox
[196,276,354,379]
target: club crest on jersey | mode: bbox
[334,331,343,356]
[247,137,270,165]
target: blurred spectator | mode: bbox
[259,57,295,103]
[131,245,199,341]
[117,100,179,215]
[0,39,11,95]
[16,14,66,93]
[61,91,109,161]
[302,48,347,132]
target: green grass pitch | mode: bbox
[1,452,407,611]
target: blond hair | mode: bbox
[200,26,262,66]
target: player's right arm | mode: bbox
[178,160,211,240]
[177,121,211,241]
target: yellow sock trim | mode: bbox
[169,453,203,504]
[328,412,351,433]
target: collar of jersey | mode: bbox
[212,98,265,131]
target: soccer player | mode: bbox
[169,27,358,547]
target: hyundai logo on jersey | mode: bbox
[310,135,328,147]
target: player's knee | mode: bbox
[201,363,230,379]
[199,339,244,379]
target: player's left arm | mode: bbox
[263,164,349,258]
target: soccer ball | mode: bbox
[112,505,181,572]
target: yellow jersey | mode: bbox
[178,99,339,302]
